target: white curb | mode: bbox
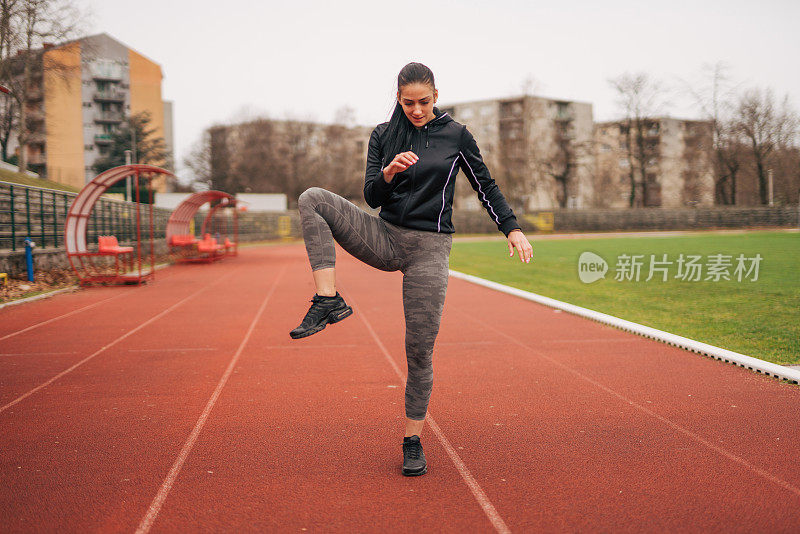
[449,269,800,385]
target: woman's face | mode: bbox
[398,82,438,127]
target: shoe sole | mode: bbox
[289,306,353,340]
[402,466,427,476]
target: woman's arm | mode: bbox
[458,125,533,263]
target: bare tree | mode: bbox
[732,87,798,205]
[520,74,543,97]
[608,72,668,207]
[714,120,745,204]
[539,108,593,208]
[205,107,367,205]
[0,0,20,162]
[0,0,84,172]
[314,106,362,199]
[183,129,213,189]
[679,62,748,204]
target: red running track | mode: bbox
[1,244,798,532]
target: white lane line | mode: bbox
[0,266,181,340]
[260,344,361,349]
[536,338,644,344]
[0,292,127,342]
[436,340,499,346]
[456,309,800,500]
[345,291,511,534]
[134,265,286,534]
[127,348,218,353]
[0,269,239,416]
[0,352,79,356]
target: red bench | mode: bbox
[97,235,134,275]
[169,234,198,247]
[223,237,237,256]
[197,234,225,261]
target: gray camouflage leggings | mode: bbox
[297,187,452,420]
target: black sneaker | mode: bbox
[402,435,427,476]
[289,292,353,339]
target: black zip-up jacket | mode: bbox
[364,107,521,236]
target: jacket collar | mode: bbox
[427,106,451,128]
[416,106,451,131]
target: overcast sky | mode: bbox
[81,0,799,182]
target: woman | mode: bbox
[291,62,533,476]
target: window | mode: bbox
[619,158,630,168]
[556,102,570,120]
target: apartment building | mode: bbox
[594,118,714,208]
[439,95,595,211]
[6,33,173,191]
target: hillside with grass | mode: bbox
[0,167,81,193]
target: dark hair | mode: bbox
[380,62,436,166]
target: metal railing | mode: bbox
[0,180,172,252]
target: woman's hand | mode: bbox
[507,229,533,263]
[382,151,419,182]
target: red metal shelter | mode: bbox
[166,191,239,262]
[65,165,173,285]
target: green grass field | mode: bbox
[449,230,800,366]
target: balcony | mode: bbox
[27,154,47,165]
[26,87,43,101]
[90,60,124,82]
[93,90,126,103]
[27,132,46,145]
[95,133,114,145]
[94,111,124,124]
[92,71,122,82]
[26,108,45,123]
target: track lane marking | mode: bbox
[0,267,185,341]
[0,352,79,357]
[345,290,511,534]
[0,292,127,342]
[127,348,218,352]
[135,265,286,534]
[455,309,800,500]
[0,269,239,415]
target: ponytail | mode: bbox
[379,62,436,167]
